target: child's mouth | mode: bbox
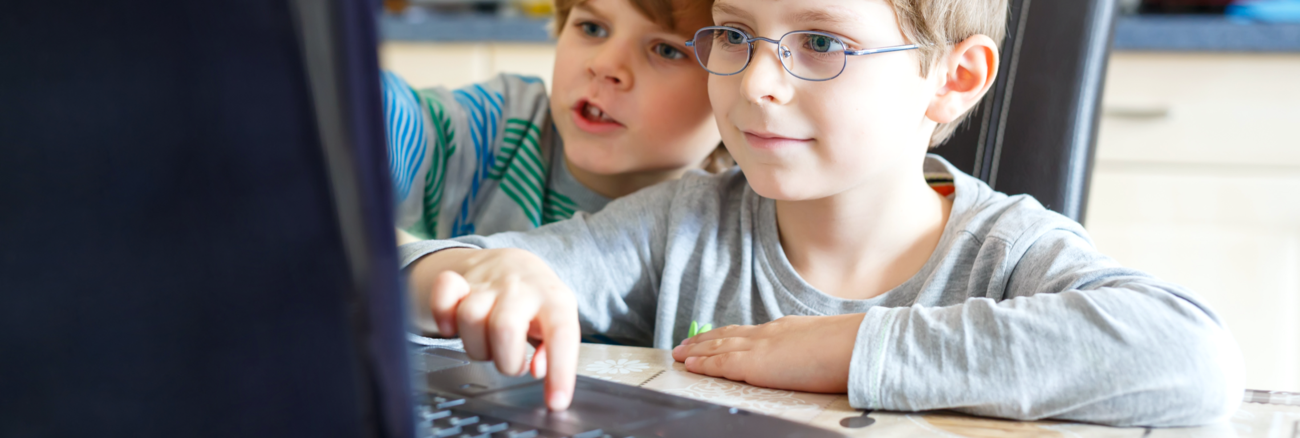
[572,100,624,134]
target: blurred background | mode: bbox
[374,0,1300,393]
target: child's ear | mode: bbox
[925,35,1000,123]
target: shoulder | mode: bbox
[940,162,1091,258]
[960,192,1087,248]
[472,73,550,104]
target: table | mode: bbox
[574,343,1300,438]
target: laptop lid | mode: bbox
[0,0,412,436]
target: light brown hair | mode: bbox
[889,0,1009,147]
[553,0,713,36]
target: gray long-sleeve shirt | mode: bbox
[398,155,1244,427]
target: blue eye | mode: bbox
[805,34,843,53]
[579,22,608,38]
[654,43,686,60]
[725,29,746,45]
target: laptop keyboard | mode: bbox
[416,394,612,438]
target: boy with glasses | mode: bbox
[399,0,1244,426]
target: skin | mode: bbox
[551,0,721,198]
[406,0,1000,409]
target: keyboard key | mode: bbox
[419,407,452,421]
[572,429,603,438]
[497,430,538,438]
[436,398,467,409]
[478,423,509,434]
[449,415,480,427]
[432,425,462,438]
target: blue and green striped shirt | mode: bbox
[381,72,609,239]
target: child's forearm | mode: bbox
[847,234,1243,427]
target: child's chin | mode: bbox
[746,175,826,202]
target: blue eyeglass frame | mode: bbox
[684,26,921,82]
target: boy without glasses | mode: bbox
[400,0,1244,426]
[383,0,721,241]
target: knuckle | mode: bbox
[489,318,524,340]
[456,296,489,323]
[711,353,730,368]
[706,338,731,351]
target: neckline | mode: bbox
[752,154,976,312]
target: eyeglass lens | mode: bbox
[691,28,848,80]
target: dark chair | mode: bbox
[0,0,412,437]
[932,0,1117,223]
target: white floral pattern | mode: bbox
[663,378,821,415]
[584,359,651,375]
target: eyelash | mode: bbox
[717,23,858,49]
[653,43,686,60]
[577,21,609,38]
[576,20,688,62]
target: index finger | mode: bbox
[539,302,579,411]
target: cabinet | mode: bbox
[1088,52,1300,392]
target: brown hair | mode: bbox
[553,0,713,36]
[888,0,1008,148]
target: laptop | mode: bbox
[0,0,843,436]
[409,343,842,438]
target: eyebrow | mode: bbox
[712,2,754,22]
[790,8,856,26]
[572,2,609,21]
[713,3,866,29]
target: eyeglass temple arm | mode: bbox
[846,44,922,56]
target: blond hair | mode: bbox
[889,0,1009,147]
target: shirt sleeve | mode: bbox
[848,229,1244,427]
[397,178,686,346]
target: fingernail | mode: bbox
[672,345,684,354]
[685,356,698,366]
[548,390,569,410]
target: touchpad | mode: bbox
[414,348,470,373]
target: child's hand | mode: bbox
[670,314,865,393]
[408,248,580,411]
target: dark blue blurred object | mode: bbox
[0,1,414,437]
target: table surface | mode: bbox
[573,343,1300,438]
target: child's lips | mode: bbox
[571,99,624,134]
[743,130,812,150]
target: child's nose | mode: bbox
[741,43,794,105]
[587,43,634,90]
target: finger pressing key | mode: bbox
[541,302,580,411]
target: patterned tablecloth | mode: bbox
[575,343,1300,438]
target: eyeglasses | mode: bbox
[685,26,921,82]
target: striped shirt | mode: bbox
[381,72,609,239]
